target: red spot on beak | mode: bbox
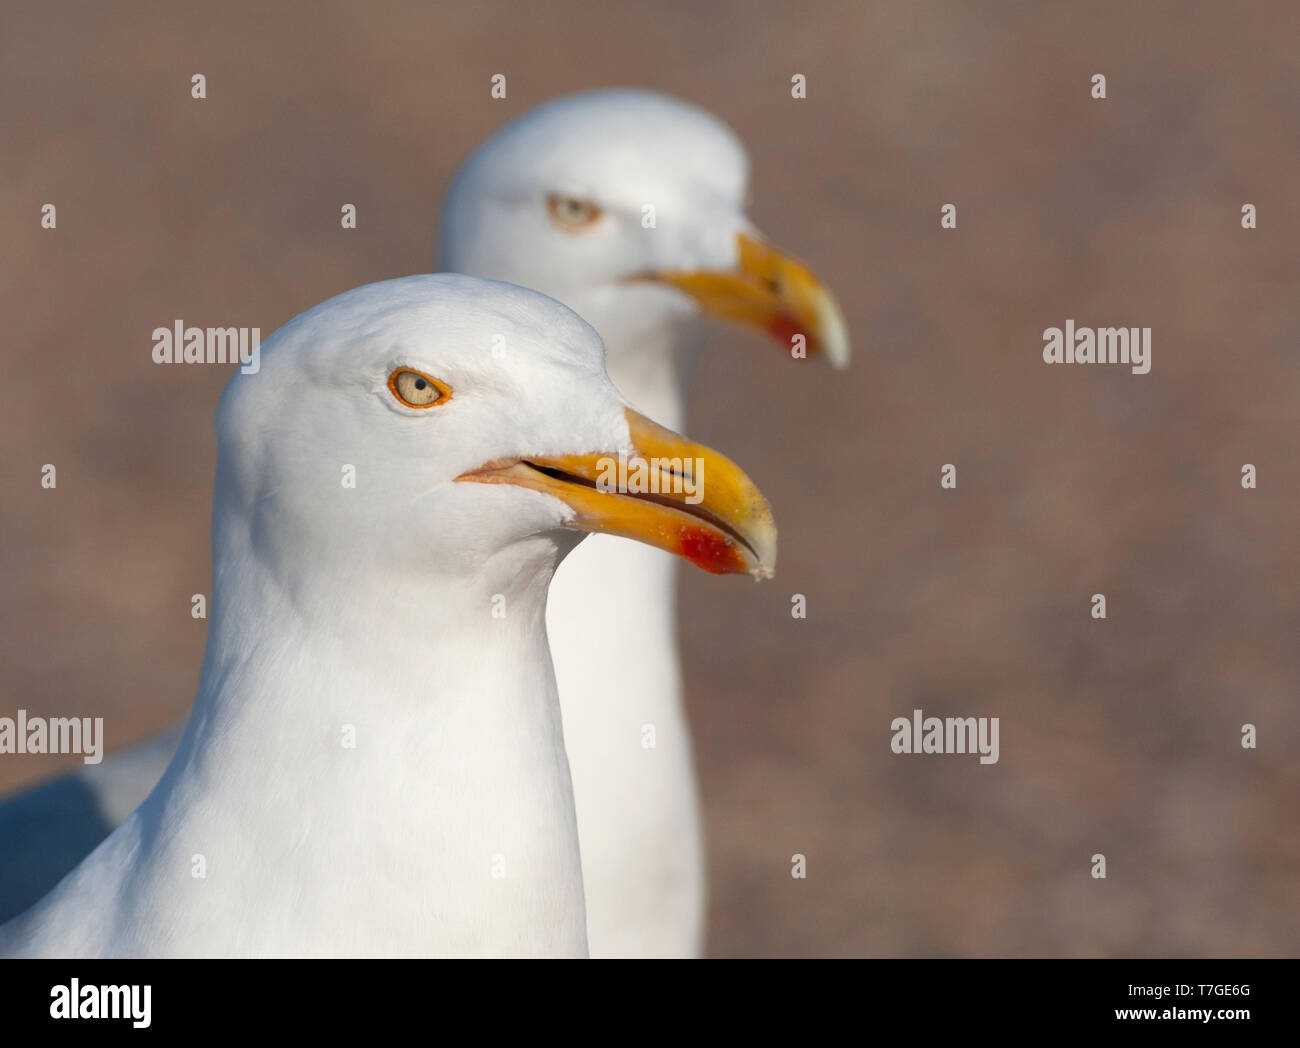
[679,525,746,575]
[767,314,805,353]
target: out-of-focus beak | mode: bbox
[637,231,850,368]
[456,407,776,578]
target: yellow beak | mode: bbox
[456,407,776,578]
[640,231,849,368]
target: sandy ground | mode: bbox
[1,0,1297,956]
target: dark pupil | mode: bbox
[413,377,427,390]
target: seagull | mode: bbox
[440,89,848,957]
[0,89,845,956]
[0,274,775,958]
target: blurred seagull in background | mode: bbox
[0,275,775,957]
[0,88,846,958]
[440,89,847,957]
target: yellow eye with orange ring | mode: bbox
[547,194,602,231]
[387,368,453,409]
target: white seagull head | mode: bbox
[438,88,849,368]
[213,274,776,597]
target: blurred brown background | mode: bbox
[2,0,1297,956]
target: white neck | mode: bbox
[10,524,588,958]
[562,288,695,432]
[542,310,708,956]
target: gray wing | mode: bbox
[0,724,182,923]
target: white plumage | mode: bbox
[0,275,774,957]
[0,89,844,958]
[441,89,847,957]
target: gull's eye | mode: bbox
[388,367,452,409]
[547,194,602,231]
